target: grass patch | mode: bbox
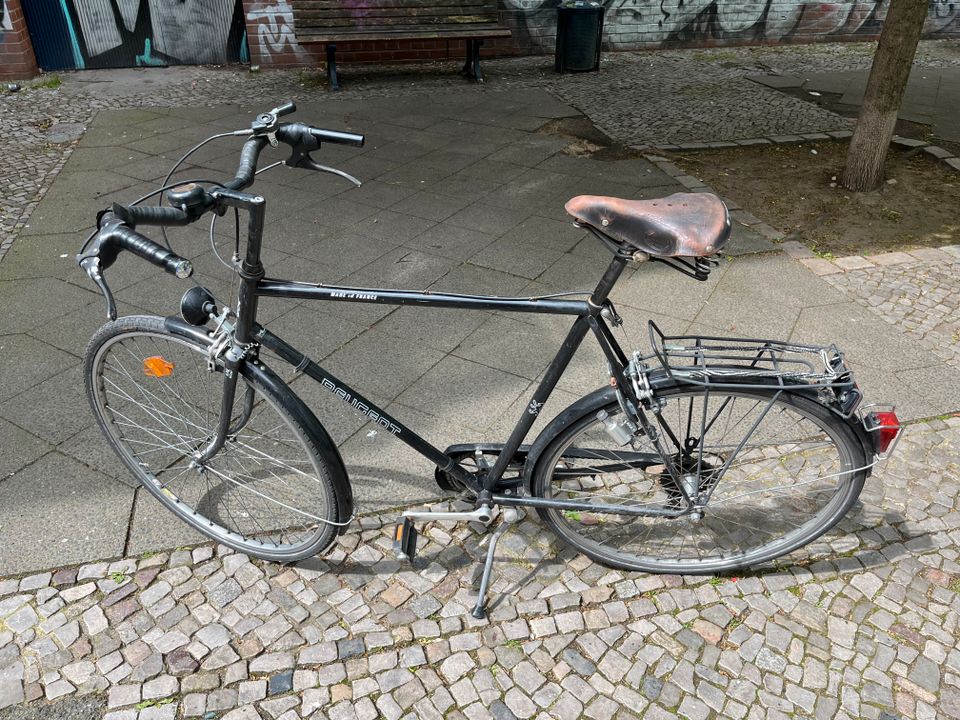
[135,698,174,710]
[31,75,62,90]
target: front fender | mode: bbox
[163,316,355,530]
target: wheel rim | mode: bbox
[91,329,332,554]
[540,389,859,571]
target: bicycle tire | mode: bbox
[529,384,868,574]
[84,315,346,562]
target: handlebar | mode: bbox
[79,100,365,320]
[111,203,194,227]
[78,211,193,320]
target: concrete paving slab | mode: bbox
[0,364,90,445]
[790,301,959,417]
[124,489,208,557]
[468,235,564,280]
[402,221,497,261]
[396,355,530,432]
[452,313,564,382]
[371,264,529,354]
[0,453,133,575]
[896,364,960,417]
[0,235,85,283]
[446,202,531,237]
[0,335,77,405]
[321,328,446,404]
[0,418,52,481]
[57,425,138,490]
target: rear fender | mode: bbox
[521,372,876,491]
[522,369,682,492]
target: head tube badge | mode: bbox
[143,356,175,378]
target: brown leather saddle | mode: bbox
[565,192,730,257]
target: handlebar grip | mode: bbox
[308,127,365,148]
[112,203,192,227]
[113,225,193,279]
[272,100,296,117]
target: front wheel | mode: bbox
[84,315,345,562]
[530,385,868,574]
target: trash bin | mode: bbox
[555,1,605,73]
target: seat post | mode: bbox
[588,256,629,308]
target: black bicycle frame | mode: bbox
[212,187,675,515]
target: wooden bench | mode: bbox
[291,0,511,90]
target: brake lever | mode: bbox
[80,257,118,321]
[286,146,362,187]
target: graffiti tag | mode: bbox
[503,0,959,48]
[1,0,13,41]
[246,0,309,62]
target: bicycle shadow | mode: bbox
[293,462,479,576]
[294,468,933,602]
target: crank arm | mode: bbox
[402,503,496,525]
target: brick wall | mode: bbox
[0,0,39,80]
[241,0,521,69]
[244,1,960,70]
[498,2,960,56]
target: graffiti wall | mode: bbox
[1,0,12,38]
[501,0,960,52]
[21,0,248,70]
[244,0,308,66]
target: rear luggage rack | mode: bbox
[648,320,857,393]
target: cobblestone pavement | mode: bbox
[789,244,960,373]
[0,415,958,720]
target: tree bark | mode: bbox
[841,0,929,192]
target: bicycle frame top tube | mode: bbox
[220,191,637,498]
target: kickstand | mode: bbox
[471,508,522,619]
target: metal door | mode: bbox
[21,0,248,70]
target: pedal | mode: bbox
[393,517,418,562]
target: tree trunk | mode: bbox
[841,0,929,192]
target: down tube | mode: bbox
[252,325,478,489]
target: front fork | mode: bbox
[190,303,258,465]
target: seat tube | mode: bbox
[479,256,629,498]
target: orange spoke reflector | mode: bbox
[143,356,175,378]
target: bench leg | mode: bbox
[462,39,474,77]
[463,39,484,83]
[326,43,341,91]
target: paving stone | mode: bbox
[268,670,293,696]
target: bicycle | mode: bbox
[77,101,903,618]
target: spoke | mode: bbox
[546,390,849,564]
[95,329,326,553]
[202,463,326,523]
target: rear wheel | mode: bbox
[530,385,868,573]
[84,315,343,562]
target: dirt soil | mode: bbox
[674,141,960,256]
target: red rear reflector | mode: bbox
[873,411,900,453]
